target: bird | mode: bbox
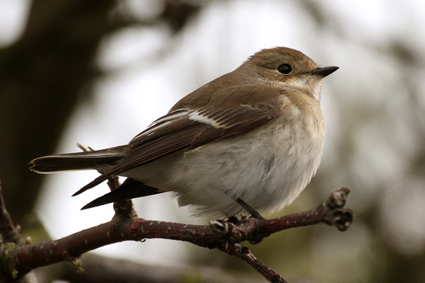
[29,47,338,219]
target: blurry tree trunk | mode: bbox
[0,0,117,225]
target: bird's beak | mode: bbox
[309,66,339,78]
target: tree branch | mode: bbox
[224,244,287,283]
[0,181,20,244]
[0,182,39,283]
[0,185,353,282]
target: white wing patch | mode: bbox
[188,110,222,128]
[132,109,190,140]
[148,109,189,127]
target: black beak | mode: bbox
[309,66,339,78]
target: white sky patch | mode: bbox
[320,0,391,43]
[0,0,30,46]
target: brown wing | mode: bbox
[73,85,284,196]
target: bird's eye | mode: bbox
[278,64,292,74]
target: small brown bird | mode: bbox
[30,47,338,218]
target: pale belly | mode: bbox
[123,115,324,218]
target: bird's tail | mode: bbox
[81,178,161,209]
[29,145,126,173]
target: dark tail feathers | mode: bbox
[29,145,126,173]
[81,178,161,209]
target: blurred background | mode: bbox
[1,0,424,282]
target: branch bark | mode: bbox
[0,184,353,283]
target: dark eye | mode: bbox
[278,64,292,74]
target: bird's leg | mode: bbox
[210,198,267,246]
[234,198,266,244]
[235,197,265,220]
[209,194,266,245]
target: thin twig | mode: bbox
[0,181,21,244]
[224,244,287,283]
